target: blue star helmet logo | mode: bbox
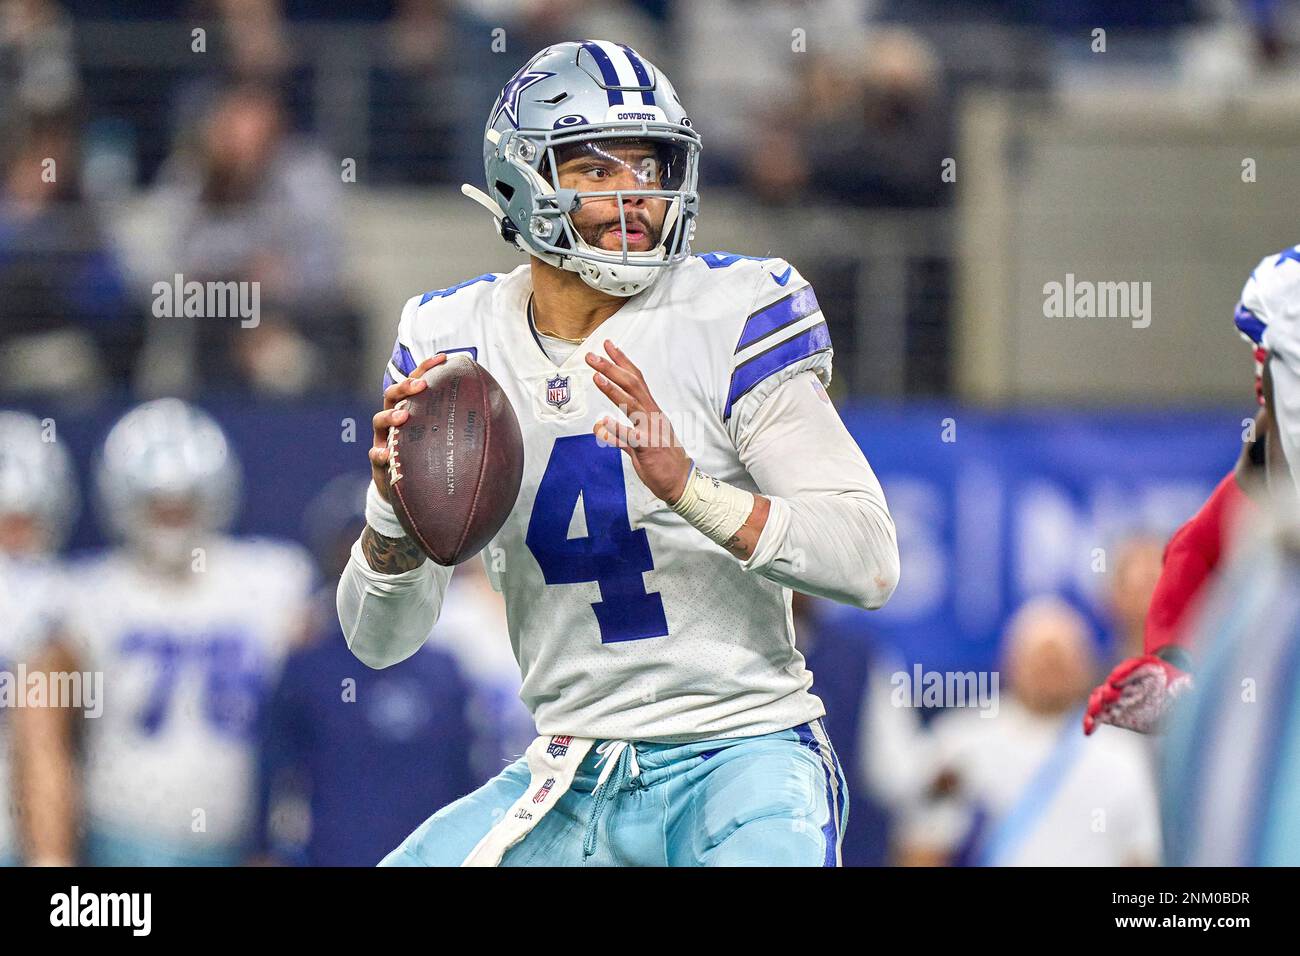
[491,70,556,130]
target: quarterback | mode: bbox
[336,40,900,867]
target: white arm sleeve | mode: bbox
[734,371,900,609]
[335,537,453,668]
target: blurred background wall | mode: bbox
[958,90,1300,404]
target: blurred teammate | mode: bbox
[17,400,313,866]
[0,412,77,866]
[1156,245,1300,863]
[339,41,900,866]
[1084,245,1299,736]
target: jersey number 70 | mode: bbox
[525,434,670,643]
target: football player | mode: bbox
[1148,245,1300,863]
[338,41,900,866]
[1082,248,1295,737]
[16,400,313,866]
[0,411,77,866]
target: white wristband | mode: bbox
[669,463,755,547]
[366,480,408,539]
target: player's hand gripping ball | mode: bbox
[371,353,525,565]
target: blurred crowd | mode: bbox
[4,0,1295,400]
[0,398,1176,866]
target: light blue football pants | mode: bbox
[381,719,848,867]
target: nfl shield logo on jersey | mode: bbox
[546,375,570,409]
[547,735,573,758]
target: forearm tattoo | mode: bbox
[360,525,426,574]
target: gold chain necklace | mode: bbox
[536,328,587,344]
[528,296,588,345]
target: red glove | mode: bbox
[1083,654,1192,735]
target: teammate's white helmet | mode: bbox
[96,399,241,561]
[0,411,79,553]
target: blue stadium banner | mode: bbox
[9,399,1246,673]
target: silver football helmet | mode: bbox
[96,399,241,566]
[0,411,79,554]
[464,40,702,297]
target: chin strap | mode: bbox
[462,182,565,267]
[461,182,526,251]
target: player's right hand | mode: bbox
[1082,654,1192,736]
[370,355,446,503]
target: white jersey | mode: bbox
[0,555,60,861]
[61,537,313,851]
[385,254,834,742]
[1236,245,1300,499]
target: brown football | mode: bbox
[386,354,524,565]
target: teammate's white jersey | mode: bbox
[1236,245,1300,499]
[384,253,834,742]
[60,537,313,851]
[0,555,60,861]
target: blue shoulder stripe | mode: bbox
[724,321,831,419]
[384,344,481,394]
[696,251,772,269]
[1235,303,1266,344]
[736,285,820,353]
[390,340,417,377]
[419,273,497,305]
[382,340,417,395]
[1274,247,1300,269]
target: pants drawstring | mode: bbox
[583,740,640,859]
